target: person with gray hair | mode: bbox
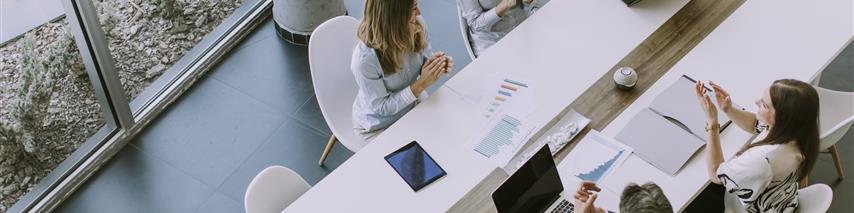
[573,181,673,213]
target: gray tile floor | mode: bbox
[55,1,853,212]
[807,41,854,213]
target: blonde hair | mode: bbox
[357,0,427,74]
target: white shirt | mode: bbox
[716,131,803,213]
[459,0,548,57]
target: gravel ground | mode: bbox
[0,0,244,211]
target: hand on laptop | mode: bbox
[573,181,605,213]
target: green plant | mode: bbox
[0,30,70,167]
[49,29,86,77]
[15,32,59,160]
[0,120,23,166]
[95,0,121,36]
[157,0,181,19]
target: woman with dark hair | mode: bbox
[694,79,820,212]
[352,0,454,142]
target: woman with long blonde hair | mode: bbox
[352,0,454,142]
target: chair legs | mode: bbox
[801,144,846,188]
[319,135,337,166]
[830,145,845,179]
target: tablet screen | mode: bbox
[385,141,447,191]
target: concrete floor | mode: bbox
[55,0,853,212]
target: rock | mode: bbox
[172,23,188,33]
[20,176,30,187]
[145,64,166,79]
[194,14,207,28]
[124,25,141,38]
[1,184,17,195]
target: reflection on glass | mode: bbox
[93,0,245,100]
[0,20,104,210]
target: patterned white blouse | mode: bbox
[716,131,803,213]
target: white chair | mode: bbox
[456,0,477,60]
[244,166,311,213]
[309,16,368,166]
[797,184,833,213]
[816,87,853,180]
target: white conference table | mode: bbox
[598,0,853,211]
[285,0,688,212]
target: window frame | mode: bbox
[8,0,274,212]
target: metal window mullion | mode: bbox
[62,0,134,129]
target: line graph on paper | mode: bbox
[558,131,632,184]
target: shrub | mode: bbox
[0,29,73,166]
[95,0,121,36]
[15,32,59,161]
[157,0,181,19]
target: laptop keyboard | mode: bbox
[550,199,574,213]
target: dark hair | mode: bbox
[619,182,673,213]
[738,79,820,181]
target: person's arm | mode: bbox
[710,82,758,134]
[696,81,726,183]
[706,122,725,184]
[460,0,512,31]
[724,107,758,134]
[352,55,422,116]
[523,0,548,14]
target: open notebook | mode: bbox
[616,75,735,175]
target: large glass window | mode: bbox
[93,0,244,102]
[0,19,104,211]
[2,0,266,211]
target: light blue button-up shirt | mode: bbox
[351,39,432,134]
[460,0,548,57]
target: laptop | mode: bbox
[492,145,574,213]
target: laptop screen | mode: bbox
[492,145,564,213]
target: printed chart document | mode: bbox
[446,73,536,120]
[470,113,537,167]
[466,73,543,168]
[557,130,633,185]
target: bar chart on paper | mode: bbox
[475,115,523,157]
[484,78,529,118]
[472,114,535,166]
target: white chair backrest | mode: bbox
[456,0,477,60]
[816,87,854,150]
[244,166,311,213]
[797,184,833,213]
[309,16,367,151]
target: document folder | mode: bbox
[616,75,736,175]
[616,109,704,176]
